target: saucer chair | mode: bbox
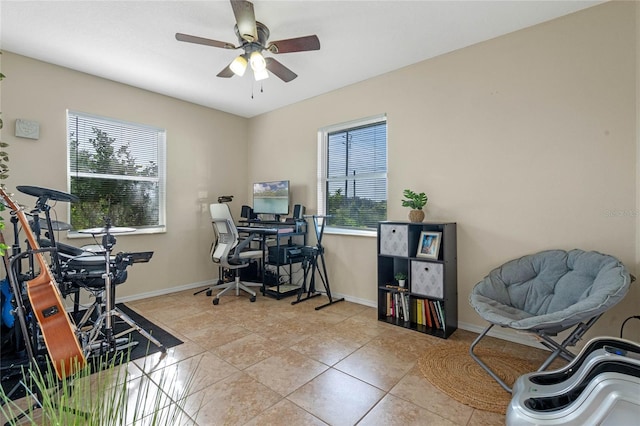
[469,249,631,393]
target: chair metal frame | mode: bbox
[469,315,602,393]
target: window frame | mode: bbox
[317,113,388,237]
[66,110,167,237]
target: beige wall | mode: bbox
[248,1,639,342]
[0,1,637,344]
[1,53,249,298]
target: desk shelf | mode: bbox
[237,220,307,300]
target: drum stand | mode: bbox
[79,224,165,357]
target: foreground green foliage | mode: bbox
[0,350,198,425]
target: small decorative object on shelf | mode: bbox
[401,189,428,223]
[394,272,407,288]
[416,231,441,259]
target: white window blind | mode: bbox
[67,111,166,233]
[318,114,387,232]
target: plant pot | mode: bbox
[398,279,406,288]
[409,209,425,223]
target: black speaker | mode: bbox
[293,204,305,219]
[241,205,253,219]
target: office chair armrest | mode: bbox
[230,233,257,261]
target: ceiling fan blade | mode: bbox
[265,58,297,82]
[217,63,235,78]
[176,33,236,49]
[231,0,257,42]
[267,35,320,54]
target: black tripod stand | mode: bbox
[77,222,166,356]
[292,215,344,310]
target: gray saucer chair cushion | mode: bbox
[469,249,630,333]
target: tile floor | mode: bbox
[3,289,556,425]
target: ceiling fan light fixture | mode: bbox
[230,55,248,76]
[249,51,266,72]
[254,67,269,81]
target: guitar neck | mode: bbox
[0,230,10,276]
[18,210,49,274]
[0,188,48,274]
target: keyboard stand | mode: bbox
[292,215,344,310]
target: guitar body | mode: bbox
[26,266,86,379]
[0,188,86,379]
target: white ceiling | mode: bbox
[1,0,603,118]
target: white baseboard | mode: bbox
[457,321,546,349]
[340,293,377,308]
[116,280,216,304]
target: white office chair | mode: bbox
[209,203,263,304]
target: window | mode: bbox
[67,111,166,233]
[318,114,387,234]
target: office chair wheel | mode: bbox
[206,289,212,297]
[212,298,219,305]
[250,295,256,302]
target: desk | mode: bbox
[237,220,307,299]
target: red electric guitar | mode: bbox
[0,187,86,379]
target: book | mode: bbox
[401,294,409,323]
[429,300,441,329]
[386,292,392,317]
[385,284,409,292]
[435,300,445,329]
[424,299,432,328]
[416,299,423,325]
[393,293,397,319]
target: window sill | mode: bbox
[324,227,377,238]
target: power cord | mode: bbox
[620,315,640,338]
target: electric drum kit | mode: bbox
[0,185,164,382]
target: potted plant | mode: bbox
[401,189,428,223]
[394,272,407,288]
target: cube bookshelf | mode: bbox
[377,221,457,338]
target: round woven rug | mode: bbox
[418,342,538,415]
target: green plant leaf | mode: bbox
[401,189,428,209]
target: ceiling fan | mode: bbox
[175,0,320,83]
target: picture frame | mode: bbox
[416,231,441,259]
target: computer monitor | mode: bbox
[252,180,290,218]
